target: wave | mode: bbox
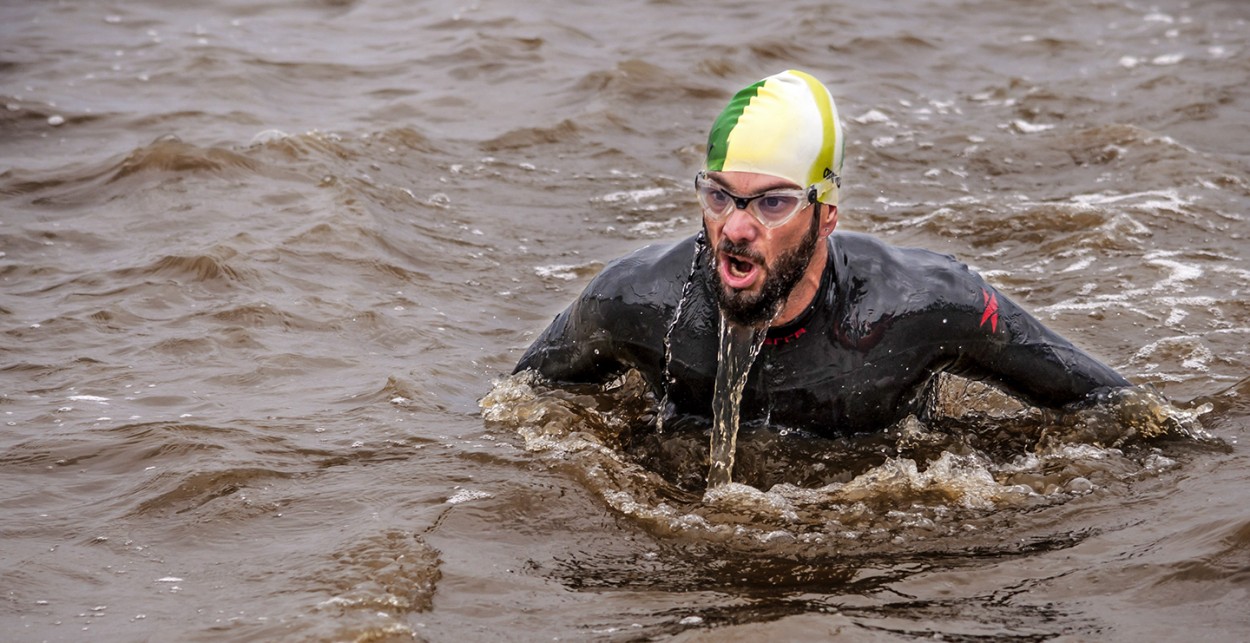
[131,466,295,516]
[574,59,727,103]
[2,124,441,205]
[150,251,257,284]
[481,119,584,151]
[247,126,442,161]
[2,135,268,206]
[112,135,260,179]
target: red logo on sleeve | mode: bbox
[980,288,999,333]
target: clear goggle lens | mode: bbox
[694,172,828,228]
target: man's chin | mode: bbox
[715,287,778,328]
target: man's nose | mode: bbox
[721,205,760,243]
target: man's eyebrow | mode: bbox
[706,172,802,194]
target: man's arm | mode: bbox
[953,283,1131,407]
[513,292,619,382]
[514,237,698,385]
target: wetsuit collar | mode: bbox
[765,241,835,344]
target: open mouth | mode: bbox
[719,253,760,290]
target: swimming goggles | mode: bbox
[694,171,836,228]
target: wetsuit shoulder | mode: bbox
[824,231,987,338]
[828,230,1128,407]
[513,235,700,381]
[580,235,699,308]
[831,231,979,294]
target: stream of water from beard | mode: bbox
[657,235,770,487]
[657,232,705,434]
[707,314,768,488]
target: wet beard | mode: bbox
[706,215,820,328]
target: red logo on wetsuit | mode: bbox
[764,327,807,346]
[980,288,1000,333]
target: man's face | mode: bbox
[701,171,823,327]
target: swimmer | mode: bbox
[515,69,1129,436]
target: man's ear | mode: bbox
[820,205,839,237]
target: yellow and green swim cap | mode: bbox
[705,69,844,205]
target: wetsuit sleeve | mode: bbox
[952,283,1130,407]
[513,287,622,382]
[513,238,695,385]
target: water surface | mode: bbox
[3,0,1250,640]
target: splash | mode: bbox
[482,371,1217,550]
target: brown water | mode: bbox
[4,0,1250,640]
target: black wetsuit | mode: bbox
[515,232,1129,437]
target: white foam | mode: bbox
[596,187,666,204]
[1037,286,1147,316]
[447,489,493,504]
[1145,254,1203,292]
[1158,295,1217,308]
[1165,308,1188,326]
[704,482,800,522]
[1071,188,1191,210]
[1131,334,1203,363]
[853,109,893,125]
[1038,255,1205,317]
[1060,257,1095,273]
[534,264,583,280]
[68,395,109,402]
[249,129,289,145]
[1101,212,1151,236]
[1182,345,1213,372]
[1011,120,1055,134]
[628,216,689,237]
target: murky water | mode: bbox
[4,0,1250,640]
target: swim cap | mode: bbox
[705,69,844,205]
